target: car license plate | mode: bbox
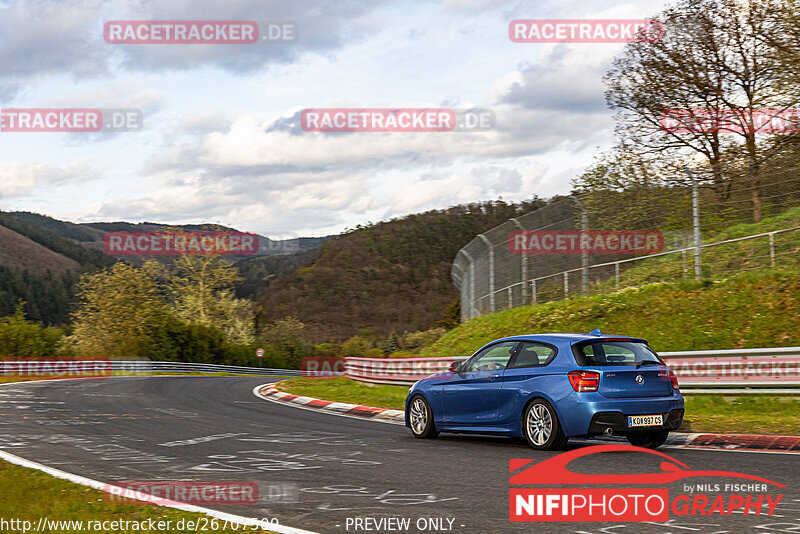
[627,414,663,427]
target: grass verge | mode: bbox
[277,377,408,410]
[0,460,275,533]
[425,268,800,357]
[275,377,800,435]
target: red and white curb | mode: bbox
[254,383,800,454]
[667,432,800,453]
[253,383,405,424]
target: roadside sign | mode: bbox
[256,348,264,358]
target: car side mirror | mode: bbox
[448,361,461,373]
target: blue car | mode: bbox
[405,331,684,450]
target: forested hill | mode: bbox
[0,211,324,325]
[256,198,548,343]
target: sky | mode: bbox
[0,0,670,239]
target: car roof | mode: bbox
[493,333,647,344]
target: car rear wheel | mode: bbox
[408,395,438,439]
[626,429,669,449]
[522,399,568,450]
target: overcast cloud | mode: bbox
[0,0,669,237]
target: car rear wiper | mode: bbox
[636,360,661,368]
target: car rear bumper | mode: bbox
[557,392,685,436]
[587,408,684,435]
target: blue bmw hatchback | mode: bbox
[405,332,684,450]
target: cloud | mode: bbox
[0,159,102,197]
[0,0,383,99]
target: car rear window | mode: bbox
[573,341,661,366]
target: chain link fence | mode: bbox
[453,162,800,322]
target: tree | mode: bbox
[604,0,800,221]
[68,263,168,358]
[260,316,308,368]
[0,302,63,357]
[157,256,255,345]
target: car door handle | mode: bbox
[489,374,501,379]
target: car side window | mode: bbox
[464,341,518,372]
[509,342,556,368]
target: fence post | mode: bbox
[571,197,590,296]
[478,234,495,313]
[681,235,688,279]
[532,279,537,305]
[685,167,702,279]
[507,287,512,309]
[615,262,620,291]
[563,272,569,298]
[511,218,528,303]
[464,249,478,319]
[769,232,776,267]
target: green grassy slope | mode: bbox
[426,268,800,356]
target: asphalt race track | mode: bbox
[0,377,798,534]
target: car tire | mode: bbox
[626,429,669,449]
[522,399,568,450]
[408,395,438,439]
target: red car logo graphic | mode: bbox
[510,444,785,487]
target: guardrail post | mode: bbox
[769,232,776,267]
[478,234,495,313]
[563,272,569,297]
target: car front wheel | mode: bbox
[522,399,568,450]
[408,395,438,439]
[626,429,669,449]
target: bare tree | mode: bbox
[604,0,800,222]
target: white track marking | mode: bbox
[0,378,320,534]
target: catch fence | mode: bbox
[453,164,800,321]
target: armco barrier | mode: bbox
[109,361,304,376]
[0,360,303,377]
[345,347,800,392]
[345,356,468,385]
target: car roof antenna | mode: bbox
[589,329,602,336]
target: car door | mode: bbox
[497,341,559,426]
[440,340,519,426]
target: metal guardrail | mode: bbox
[345,356,469,385]
[108,361,303,376]
[345,348,800,392]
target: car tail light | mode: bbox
[669,368,680,390]
[568,370,600,392]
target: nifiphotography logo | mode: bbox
[509,444,784,522]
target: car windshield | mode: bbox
[574,341,661,367]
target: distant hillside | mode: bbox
[256,199,547,343]
[0,224,81,273]
[0,212,117,269]
[0,210,330,325]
